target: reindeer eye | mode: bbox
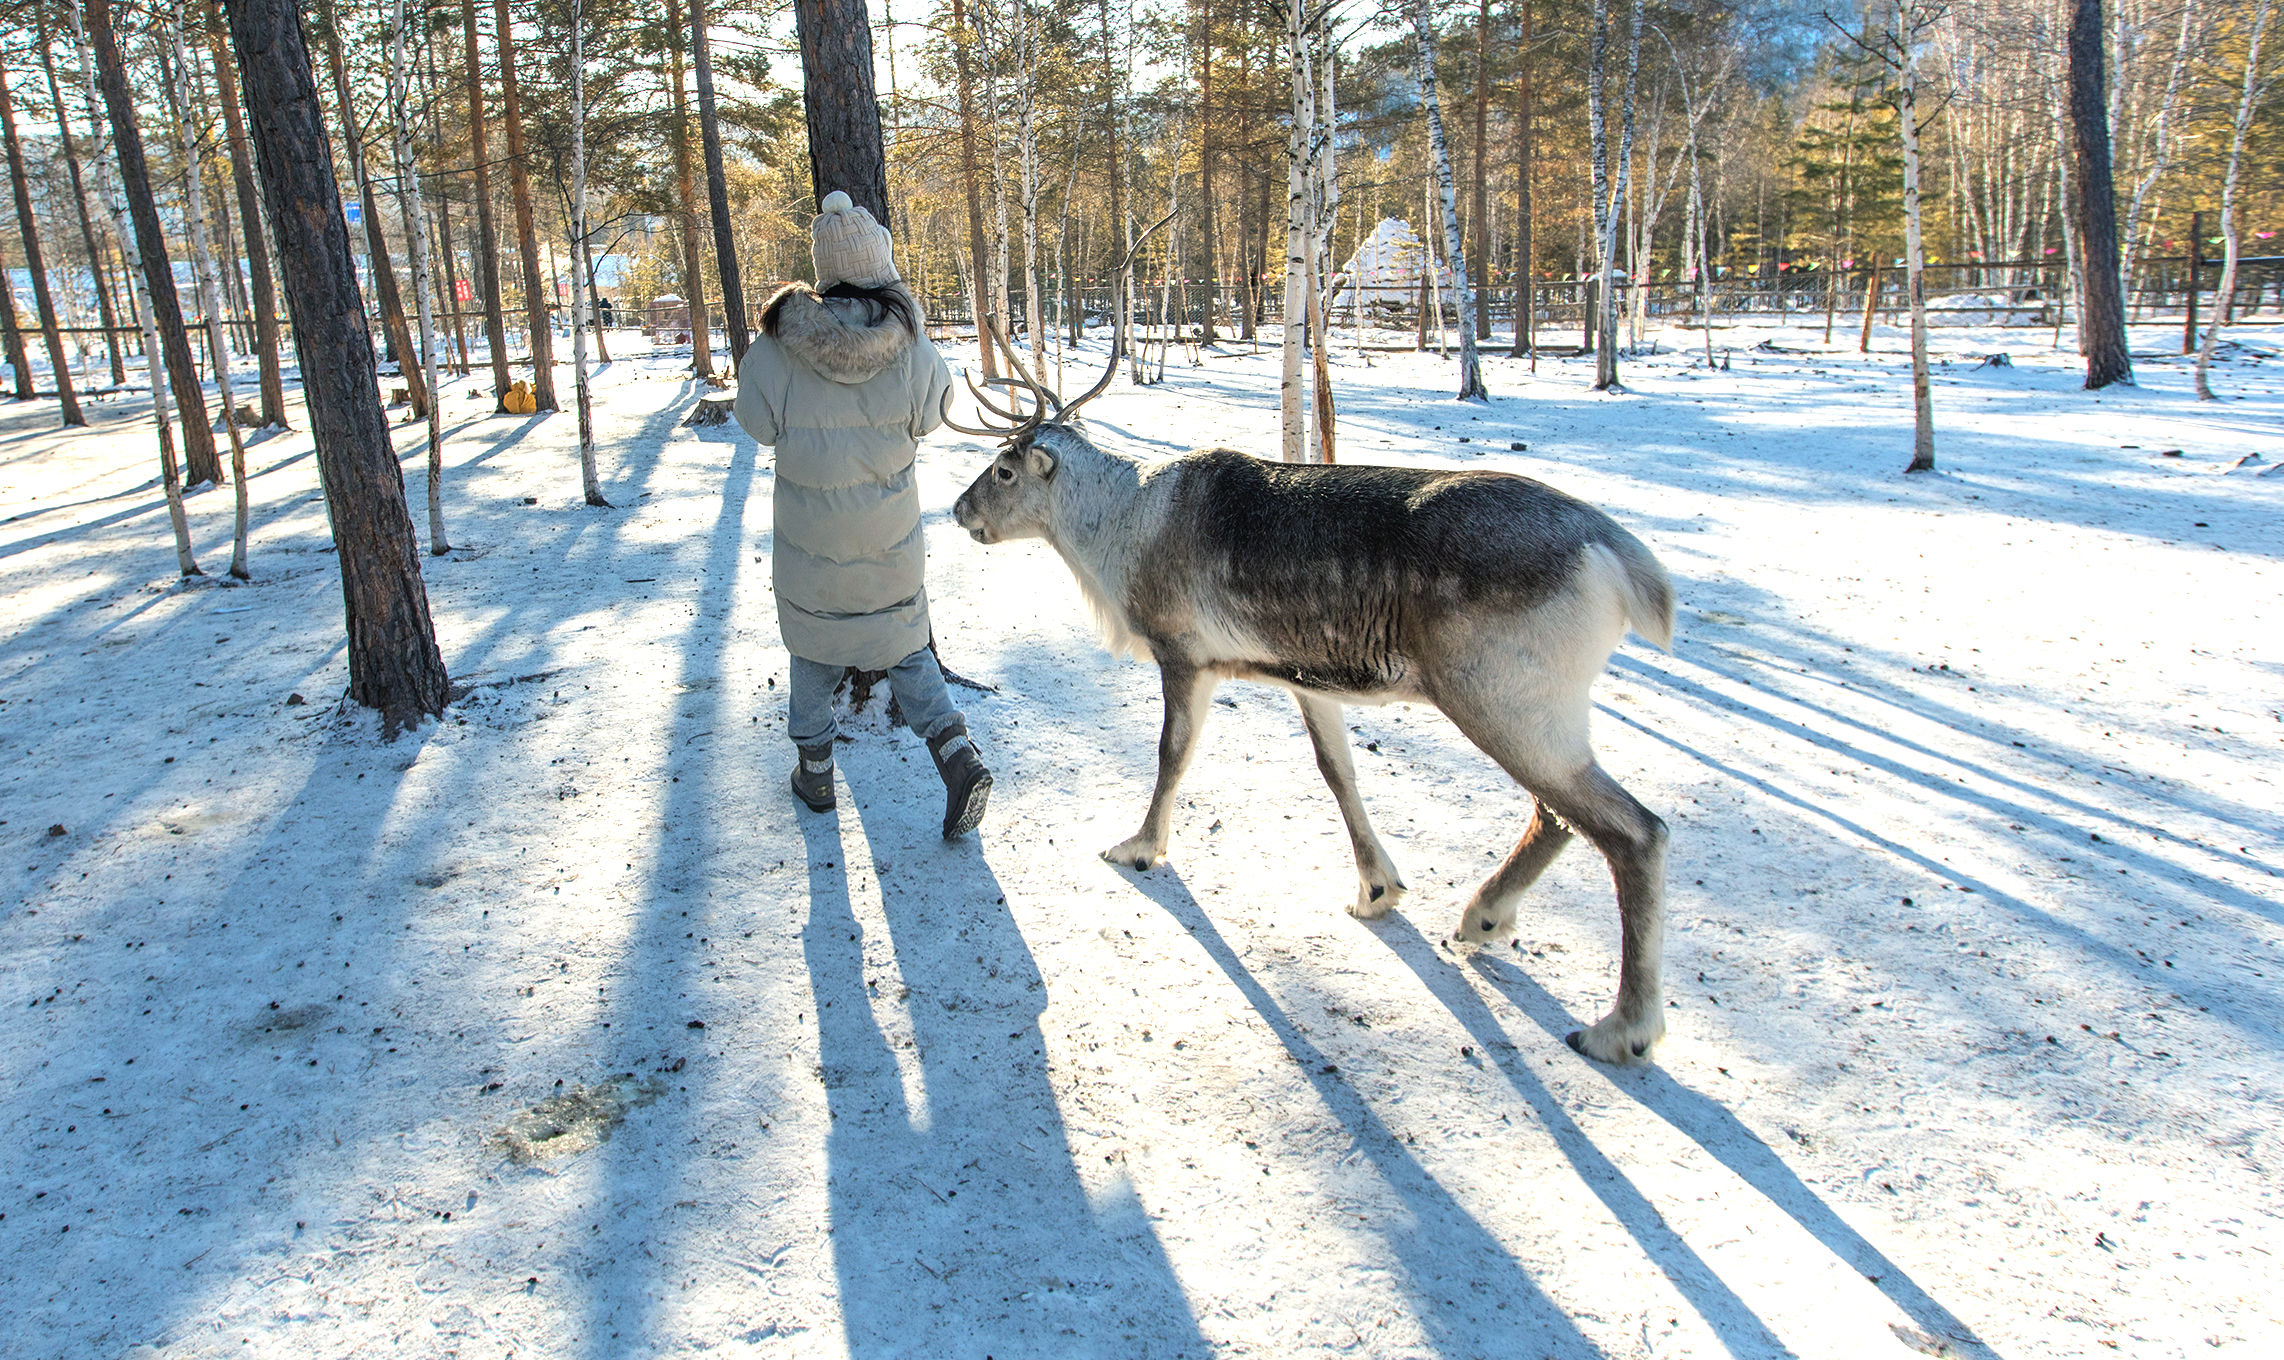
[994,465,1017,484]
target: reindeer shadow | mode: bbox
[1114,863,1613,1359]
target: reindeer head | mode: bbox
[949,213,1173,547]
[948,316,1122,546]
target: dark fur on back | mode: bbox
[1126,451,1654,694]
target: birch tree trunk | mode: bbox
[422,33,471,377]
[1018,1,1045,368]
[1279,0,1313,461]
[72,0,198,574]
[2121,0,2198,310]
[1309,20,1337,461]
[1415,0,1487,402]
[1512,0,1533,360]
[1899,35,1936,473]
[2195,0,2271,400]
[224,0,449,733]
[390,0,449,551]
[569,0,607,506]
[982,13,1014,360]
[170,10,252,577]
[0,70,84,425]
[1198,0,1219,343]
[461,0,512,397]
[1586,0,1614,386]
[1471,0,1490,340]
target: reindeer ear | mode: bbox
[1024,444,1058,479]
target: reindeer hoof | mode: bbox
[1349,876,1405,920]
[1566,1012,1665,1066]
[1449,903,1517,945]
[1103,836,1161,871]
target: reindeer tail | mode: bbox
[1596,530,1675,652]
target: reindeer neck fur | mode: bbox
[1034,427,1162,661]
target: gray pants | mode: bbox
[787,648,963,749]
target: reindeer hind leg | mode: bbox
[1440,687,1668,1065]
[1452,799,1575,943]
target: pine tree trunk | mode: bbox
[319,0,429,422]
[35,27,127,387]
[0,71,84,425]
[690,0,750,368]
[205,1,286,428]
[88,0,220,486]
[2066,0,2132,388]
[223,0,449,733]
[1415,0,1487,402]
[665,0,713,377]
[390,0,450,550]
[492,0,556,409]
[793,0,891,225]
[461,0,511,398]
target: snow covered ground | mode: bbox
[2,317,2280,1359]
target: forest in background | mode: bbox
[0,0,2276,366]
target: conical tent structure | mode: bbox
[1336,218,1453,310]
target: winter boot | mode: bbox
[927,722,992,839]
[789,742,836,813]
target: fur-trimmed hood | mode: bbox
[763,282,924,385]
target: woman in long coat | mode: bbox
[733,192,989,838]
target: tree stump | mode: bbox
[683,396,734,427]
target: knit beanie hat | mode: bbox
[810,191,900,289]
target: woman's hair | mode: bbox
[763,281,915,338]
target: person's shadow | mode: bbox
[800,794,1207,1357]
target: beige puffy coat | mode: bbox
[734,285,953,668]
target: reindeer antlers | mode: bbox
[944,208,1177,441]
[1057,208,1176,423]
[940,317,1055,442]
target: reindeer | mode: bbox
[945,304,1675,1066]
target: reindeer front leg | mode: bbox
[1105,662,1217,870]
[1294,693,1407,918]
